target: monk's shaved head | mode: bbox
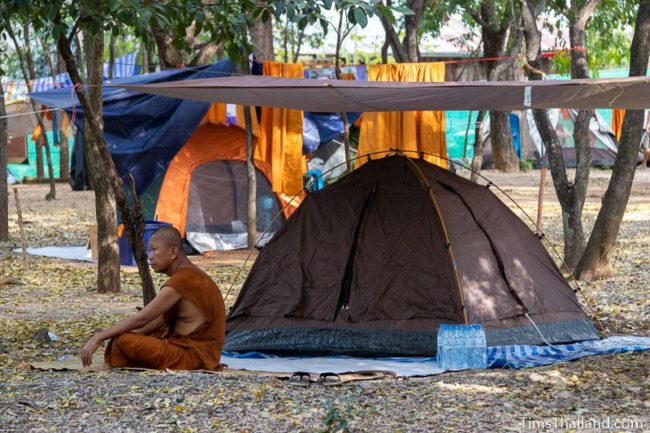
[152,226,183,249]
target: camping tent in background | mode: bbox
[155,122,286,252]
[526,109,618,167]
[481,108,619,168]
[225,155,600,356]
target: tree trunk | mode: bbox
[250,11,274,62]
[83,26,121,295]
[476,0,518,172]
[151,19,185,68]
[523,0,588,269]
[403,0,425,62]
[75,33,86,80]
[57,51,66,74]
[380,7,408,63]
[142,36,157,73]
[335,11,352,171]
[381,35,389,64]
[36,136,44,179]
[59,128,69,182]
[380,0,428,63]
[575,0,650,280]
[108,32,115,80]
[43,38,70,181]
[244,106,257,249]
[283,21,289,63]
[0,83,8,240]
[22,22,36,81]
[489,111,519,171]
[58,21,156,303]
[470,110,487,183]
[188,42,220,67]
[292,30,304,63]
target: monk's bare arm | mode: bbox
[132,315,166,335]
[80,286,182,366]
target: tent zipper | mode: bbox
[337,186,376,313]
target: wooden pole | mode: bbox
[536,167,546,229]
[13,188,29,269]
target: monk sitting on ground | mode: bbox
[80,226,226,370]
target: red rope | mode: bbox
[443,47,587,65]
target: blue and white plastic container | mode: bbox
[437,323,488,370]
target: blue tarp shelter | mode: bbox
[30,60,354,192]
[30,60,236,192]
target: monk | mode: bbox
[80,226,226,370]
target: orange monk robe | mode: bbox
[357,62,447,169]
[105,267,226,370]
[611,108,625,142]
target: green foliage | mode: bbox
[519,158,535,172]
[259,1,411,38]
[1,1,256,70]
[586,28,631,71]
[546,0,637,73]
[551,49,572,75]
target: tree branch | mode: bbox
[468,9,491,30]
[576,0,603,28]
[67,18,82,45]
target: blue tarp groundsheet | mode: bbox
[221,336,650,377]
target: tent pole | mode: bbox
[536,167,546,229]
[400,153,469,324]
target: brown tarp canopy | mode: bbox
[115,75,650,112]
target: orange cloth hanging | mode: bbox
[202,103,260,136]
[612,108,625,142]
[358,63,447,168]
[255,61,305,196]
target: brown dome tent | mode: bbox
[225,155,599,356]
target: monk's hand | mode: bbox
[80,336,101,367]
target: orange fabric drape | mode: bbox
[612,108,625,142]
[202,103,259,135]
[358,63,447,168]
[255,61,305,196]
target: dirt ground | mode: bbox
[0,168,649,432]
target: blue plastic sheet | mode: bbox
[222,336,650,376]
[303,112,361,154]
[30,61,236,194]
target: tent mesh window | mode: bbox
[186,160,283,236]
